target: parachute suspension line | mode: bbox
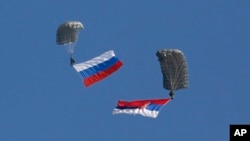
[167,55,175,90]
[72,30,81,54]
[175,62,187,89]
[171,53,181,90]
[160,56,172,91]
[69,43,75,55]
[172,53,188,90]
[68,43,76,66]
[171,53,179,90]
[166,53,176,99]
[160,60,170,90]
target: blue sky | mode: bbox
[0,0,250,140]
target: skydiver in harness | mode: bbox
[169,90,174,99]
[70,55,75,66]
[70,57,75,66]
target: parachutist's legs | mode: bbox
[169,90,174,99]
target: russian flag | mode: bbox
[73,50,123,87]
[113,98,171,118]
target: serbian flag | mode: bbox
[73,50,123,87]
[113,98,171,118]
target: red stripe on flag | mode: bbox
[83,61,123,87]
[117,99,170,107]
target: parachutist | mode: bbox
[169,90,174,99]
[56,21,83,66]
[156,49,189,99]
[70,57,75,66]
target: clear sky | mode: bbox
[0,0,250,141]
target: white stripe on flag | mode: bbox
[73,50,115,72]
[113,108,159,118]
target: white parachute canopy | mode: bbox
[56,21,84,55]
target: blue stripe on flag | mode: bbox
[145,104,163,111]
[115,104,163,111]
[79,56,119,78]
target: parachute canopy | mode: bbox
[56,21,84,55]
[156,49,188,98]
[56,21,83,45]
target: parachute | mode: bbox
[56,21,84,65]
[156,49,189,99]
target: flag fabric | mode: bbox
[73,50,123,87]
[113,98,171,118]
